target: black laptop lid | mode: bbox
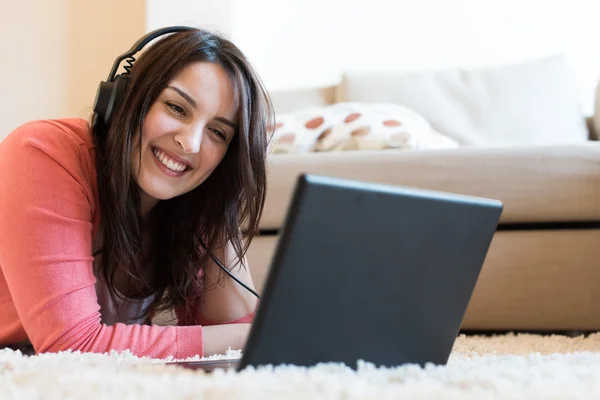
[241,174,503,370]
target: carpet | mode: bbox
[2,333,600,399]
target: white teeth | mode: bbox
[152,148,187,173]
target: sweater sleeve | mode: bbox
[0,121,202,359]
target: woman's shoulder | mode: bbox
[1,118,96,165]
[0,118,98,184]
[3,118,94,150]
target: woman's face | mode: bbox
[131,61,238,213]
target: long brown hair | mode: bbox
[92,28,274,321]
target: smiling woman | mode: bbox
[133,63,238,211]
[0,27,274,359]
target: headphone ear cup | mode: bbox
[92,74,130,128]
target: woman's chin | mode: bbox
[141,186,178,201]
[136,179,181,210]
[135,169,202,207]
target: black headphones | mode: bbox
[92,26,194,129]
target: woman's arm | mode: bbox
[0,121,205,359]
[199,240,260,324]
[174,239,260,355]
[174,240,261,326]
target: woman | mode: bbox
[0,27,273,359]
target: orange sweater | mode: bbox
[0,119,253,359]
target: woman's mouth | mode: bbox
[151,147,192,176]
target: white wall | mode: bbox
[230,0,341,90]
[67,0,147,122]
[227,0,600,115]
[0,1,72,140]
[146,0,232,36]
[0,0,146,141]
[3,0,599,142]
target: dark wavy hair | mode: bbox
[92,28,274,322]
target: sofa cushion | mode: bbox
[339,54,589,146]
[269,102,459,154]
[261,143,600,230]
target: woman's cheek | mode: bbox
[143,109,181,142]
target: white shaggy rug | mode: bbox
[2,333,600,399]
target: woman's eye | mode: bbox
[166,102,185,116]
[209,127,227,141]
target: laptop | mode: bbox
[169,173,503,372]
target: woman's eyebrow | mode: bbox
[166,86,196,109]
[214,117,237,130]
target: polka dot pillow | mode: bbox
[268,102,459,154]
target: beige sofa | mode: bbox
[245,54,600,332]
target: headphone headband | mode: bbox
[93,26,195,130]
[105,26,193,81]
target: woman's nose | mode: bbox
[174,124,203,153]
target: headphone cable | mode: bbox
[210,254,261,300]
